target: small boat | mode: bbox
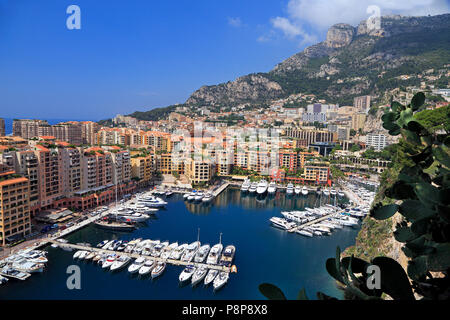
[194,244,211,263]
[180,241,200,262]
[204,269,219,286]
[0,275,8,284]
[330,189,337,196]
[160,242,179,259]
[78,251,89,260]
[191,266,208,286]
[202,193,214,203]
[138,259,155,275]
[169,243,188,260]
[194,192,204,202]
[183,193,190,200]
[338,190,345,197]
[165,190,173,197]
[213,271,229,291]
[206,243,223,265]
[128,257,146,273]
[85,251,96,261]
[97,240,109,248]
[179,265,196,283]
[294,185,301,195]
[301,186,308,196]
[151,241,169,257]
[296,229,313,237]
[187,192,196,201]
[219,245,236,267]
[110,256,131,271]
[267,182,277,194]
[323,188,330,196]
[286,183,294,195]
[151,262,166,279]
[240,179,250,192]
[102,255,117,269]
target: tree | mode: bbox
[259,92,450,300]
[350,144,361,152]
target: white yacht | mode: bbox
[294,185,301,195]
[296,229,313,237]
[206,243,223,265]
[323,188,330,196]
[85,251,96,261]
[151,241,169,257]
[338,190,345,197]
[191,266,208,286]
[194,244,211,263]
[202,193,214,203]
[183,193,190,200]
[256,179,268,195]
[138,259,155,275]
[301,186,309,196]
[248,182,258,193]
[267,182,277,194]
[269,217,296,230]
[330,188,337,196]
[240,179,251,192]
[194,192,204,202]
[151,262,166,279]
[73,250,83,259]
[169,243,188,260]
[180,241,200,262]
[137,196,167,208]
[110,256,131,271]
[110,210,149,222]
[160,242,179,259]
[102,255,117,269]
[78,251,89,260]
[286,183,294,195]
[18,250,48,264]
[204,269,219,286]
[128,257,146,273]
[179,265,196,283]
[187,192,196,201]
[213,271,229,291]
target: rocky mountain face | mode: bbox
[186,14,450,107]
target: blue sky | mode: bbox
[0,0,448,120]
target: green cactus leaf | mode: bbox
[372,257,415,300]
[258,283,287,300]
[370,203,399,220]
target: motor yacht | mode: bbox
[202,193,214,203]
[301,186,308,196]
[219,245,236,267]
[78,251,89,260]
[204,269,219,286]
[323,188,330,196]
[110,256,131,271]
[128,257,146,273]
[296,229,313,237]
[256,179,268,195]
[11,259,45,273]
[151,262,166,279]
[240,179,251,192]
[191,266,208,286]
[206,243,223,265]
[180,241,200,262]
[85,251,96,261]
[330,188,337,196]
[137,196,167,208]
[97,240,109,248]
[169,243,188,260]
[138,259,155,275]
[101,254,117,269]
[267,182,277,194]
[179,265,196,283]
[194,244,211,263]
[294,185,301,195]
[286,183,294,195]
[213,271,229,291]
[248,182,258,193]
[151,241,169,257]
[187,192,196,201]
[160,242,179,259]
[338,190,345,197]
[194,192,204,202]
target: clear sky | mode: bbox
[1,0,448,120]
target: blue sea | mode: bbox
[0,188,360,300]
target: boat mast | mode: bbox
[197,227,200,243]
[219,232,222,245]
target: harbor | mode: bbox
[0,186,363,299]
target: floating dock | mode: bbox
[287,213,334,233]
[49,240,232,273]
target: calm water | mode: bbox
[0,188,360,300]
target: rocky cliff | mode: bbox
[185,14,450,107]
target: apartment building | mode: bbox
[366,133,388,151]
[351,112,367,131]
[81,148,113,190]
[353,95,371,113]
[0,170,31,246]
[13,151,40,215]
[285,128,335,145]
[131,155,155,184]
[185,159,214,185]
[111,151,131,185]
[303,163,330,184]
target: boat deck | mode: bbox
[49,240,232,272]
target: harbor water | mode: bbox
[0,188,361,300]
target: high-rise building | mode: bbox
[0,170,31,246]
[351,112,367,131]
[366,133,388,151]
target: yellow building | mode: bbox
[303,163,330,184]
[0,170,31,246]
[131,155,154,184]
[351,112,367,131]
[185,159,214,185]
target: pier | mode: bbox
[49,240,232,272]
[287,213,334,233]
[211,182,229,197]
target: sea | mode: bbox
[0,188,360,300]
